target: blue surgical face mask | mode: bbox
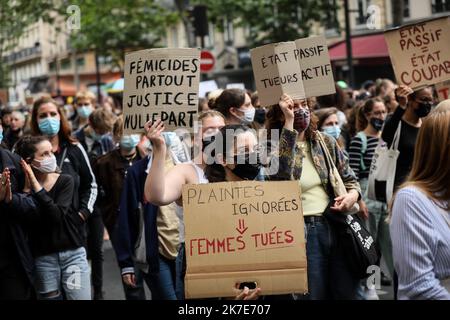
[90,130,105,142]
[78,106,93,119]
[0,129,3,144]
[38,118,60,137]
[322,125,341,139]
[120,135,140,151]
[161,132,177,147]
[236,107,255,125]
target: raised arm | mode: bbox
[144,120,188,206]
[382,85,412,146]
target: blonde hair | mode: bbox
[113,116,124,142]
[392,100,450,213]
[89,108,116,134]
[75,91,96,105]
[198,110,225,122]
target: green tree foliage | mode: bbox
[68,0,179,71]
[0,0,57,88]
[193,0,339,46]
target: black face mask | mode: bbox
[202,135,215,152]
[231,152,262,180]
[414,101,433,118]
[254,108,266,125]
[370,118,384,131]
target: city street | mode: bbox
[102,241,393,300]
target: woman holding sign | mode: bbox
[144,116,262,300]
[267,94,362,300]
[381,85,434,189]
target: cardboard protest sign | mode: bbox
[294,35,335,98]
[182,181,307,299]
[123,48,201,134]
[199,80,218,98]
[251,42,306,107]
[226,83,246,90]
[435,79,450,101]
[384,16,450,89]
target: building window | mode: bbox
[60,58,71,70]
[432,0,450,13]
[49,61,56,72]
[403,0,410,18]
[76,57,85,68]
[98,55,112,66]
[356,0,371,25]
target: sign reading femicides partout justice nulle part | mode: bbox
[182,180,308,299]
[384,15,450,89]
[123,48,201,135]
[250,35,336,107]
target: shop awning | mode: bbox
[329,33,389,61]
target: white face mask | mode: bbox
[236,107,255,125]
[32,154,57,173]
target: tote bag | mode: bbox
[367,122,401,203]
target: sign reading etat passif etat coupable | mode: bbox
[384,16,450,89]
[123,48,201,135]
[182,180,308,299]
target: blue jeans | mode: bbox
[146,255,178,300]
[175,243,186,300]
[124,255,178,300]
[299,218,360,300]
[34,247,91,300]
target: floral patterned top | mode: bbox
[267,128,361,200]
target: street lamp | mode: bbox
[344,0,355,88]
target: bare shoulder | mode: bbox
[169,162,199,185]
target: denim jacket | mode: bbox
[269,128,361,199]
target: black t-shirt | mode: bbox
[382,107,420,188]
[30,174,84,257]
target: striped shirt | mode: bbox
[390,186,450,300]
[348,133,379,179]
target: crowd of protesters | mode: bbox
[0,75,449,300]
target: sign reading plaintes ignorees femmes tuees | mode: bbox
[123,48,201,135]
